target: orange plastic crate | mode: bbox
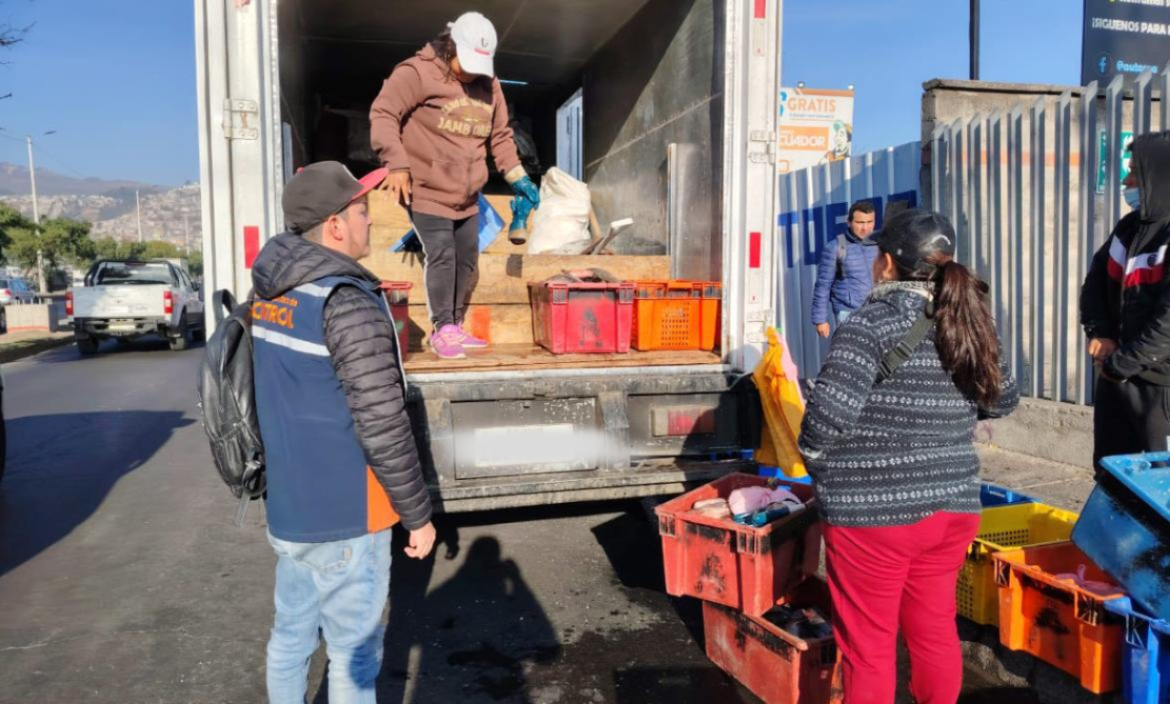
[632,280,721,351]
[994,542,1126,694]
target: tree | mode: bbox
[40,217,94,269]
[0,203,27,264]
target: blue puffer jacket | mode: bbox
[811,231,880,324]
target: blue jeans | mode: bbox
[266,529,392,704]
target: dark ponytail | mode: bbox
[931,258,1002,407]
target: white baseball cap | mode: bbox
[449,12,497,77]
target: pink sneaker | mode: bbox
[453,325,488,349]
[430,325,466,360]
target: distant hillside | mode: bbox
[0,162,162,197]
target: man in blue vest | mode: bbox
[251,161,435,704]
[811,200,879,337]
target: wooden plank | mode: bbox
[368,191,414,231]
[366,253,670,305]
[405,343,720,373]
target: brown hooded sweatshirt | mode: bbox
[370,45,523,220]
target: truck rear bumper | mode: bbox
[406,368,762,512]
[74,318,167,338]
[430,459,753,513]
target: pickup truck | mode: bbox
[68,259,205,354]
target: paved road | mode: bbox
[0,338,1041,704]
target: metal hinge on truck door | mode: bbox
[223,99,259,140]
[749,130,776,165]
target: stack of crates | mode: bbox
[655,473,840,704]
[631,280,721,351]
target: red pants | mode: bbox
[824,512,980,704]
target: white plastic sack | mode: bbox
[527,167,593,255]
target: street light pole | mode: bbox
[136,189,144,243]
[970,0,981,81]
[26,135,46,294]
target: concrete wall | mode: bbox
[976,397,1094,470]
[5,302,67,333]
[581,0,724,280]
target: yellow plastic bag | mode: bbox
[753,327,808,478]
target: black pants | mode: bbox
[413,212,478,329]
[1093,376,1170,467]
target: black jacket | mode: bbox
[252,233,433,530]
[1081,131,1170,384]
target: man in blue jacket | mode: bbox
[811,201,879,337]
[252,162,435,703]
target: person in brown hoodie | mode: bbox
[370,12,540,360]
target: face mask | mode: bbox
[1124,187,1141,211]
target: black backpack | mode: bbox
[197,290,265,525]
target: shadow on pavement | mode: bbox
[34,335,205,363]
[0,410,195,576]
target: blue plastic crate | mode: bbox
[1104,596,1170,704]
[1073,452,1170,622]
[980,483,1035,507]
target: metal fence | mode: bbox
[776,142,921,378]
[931,67,1170,405]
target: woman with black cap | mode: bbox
[799,208,1019,704]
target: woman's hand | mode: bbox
[379,170,412,207]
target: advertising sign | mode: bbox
[1082,0,1170,85]
[777,87,855,175]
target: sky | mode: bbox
[782,0,1083,155]
[0,0,1084,187]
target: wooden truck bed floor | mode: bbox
[403,344,722,374]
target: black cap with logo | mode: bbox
[871,208,957,275]
[282,162,388,234]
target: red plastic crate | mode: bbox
[704,577,843,704]
[528,281,634,354]
[379,281,411,358]
[655,473,822,617]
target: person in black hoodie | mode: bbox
[251,161,434,703]
[1081,130,1170,466]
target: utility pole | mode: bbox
[26,135,46,294]
[969,0,981,81]
[135,189,144,243]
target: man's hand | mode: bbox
[378,170,412,207]
[816,323,831,338]
[404,521,436,560]
[1087,338,1118,361]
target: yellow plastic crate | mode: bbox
[956,502,1079,626]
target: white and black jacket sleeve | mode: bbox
[324,286,433,531]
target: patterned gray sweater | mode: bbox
[798,281,1019,527]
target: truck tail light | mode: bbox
[65,291,73,316]
[164,290,174,315]
[652,405,718,438]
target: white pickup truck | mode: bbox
[68,259,205,354]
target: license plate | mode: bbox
[109,323,138,332]
[474,424,578,468]
[106,306,130,316]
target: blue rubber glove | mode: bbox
[510,175,541,209]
